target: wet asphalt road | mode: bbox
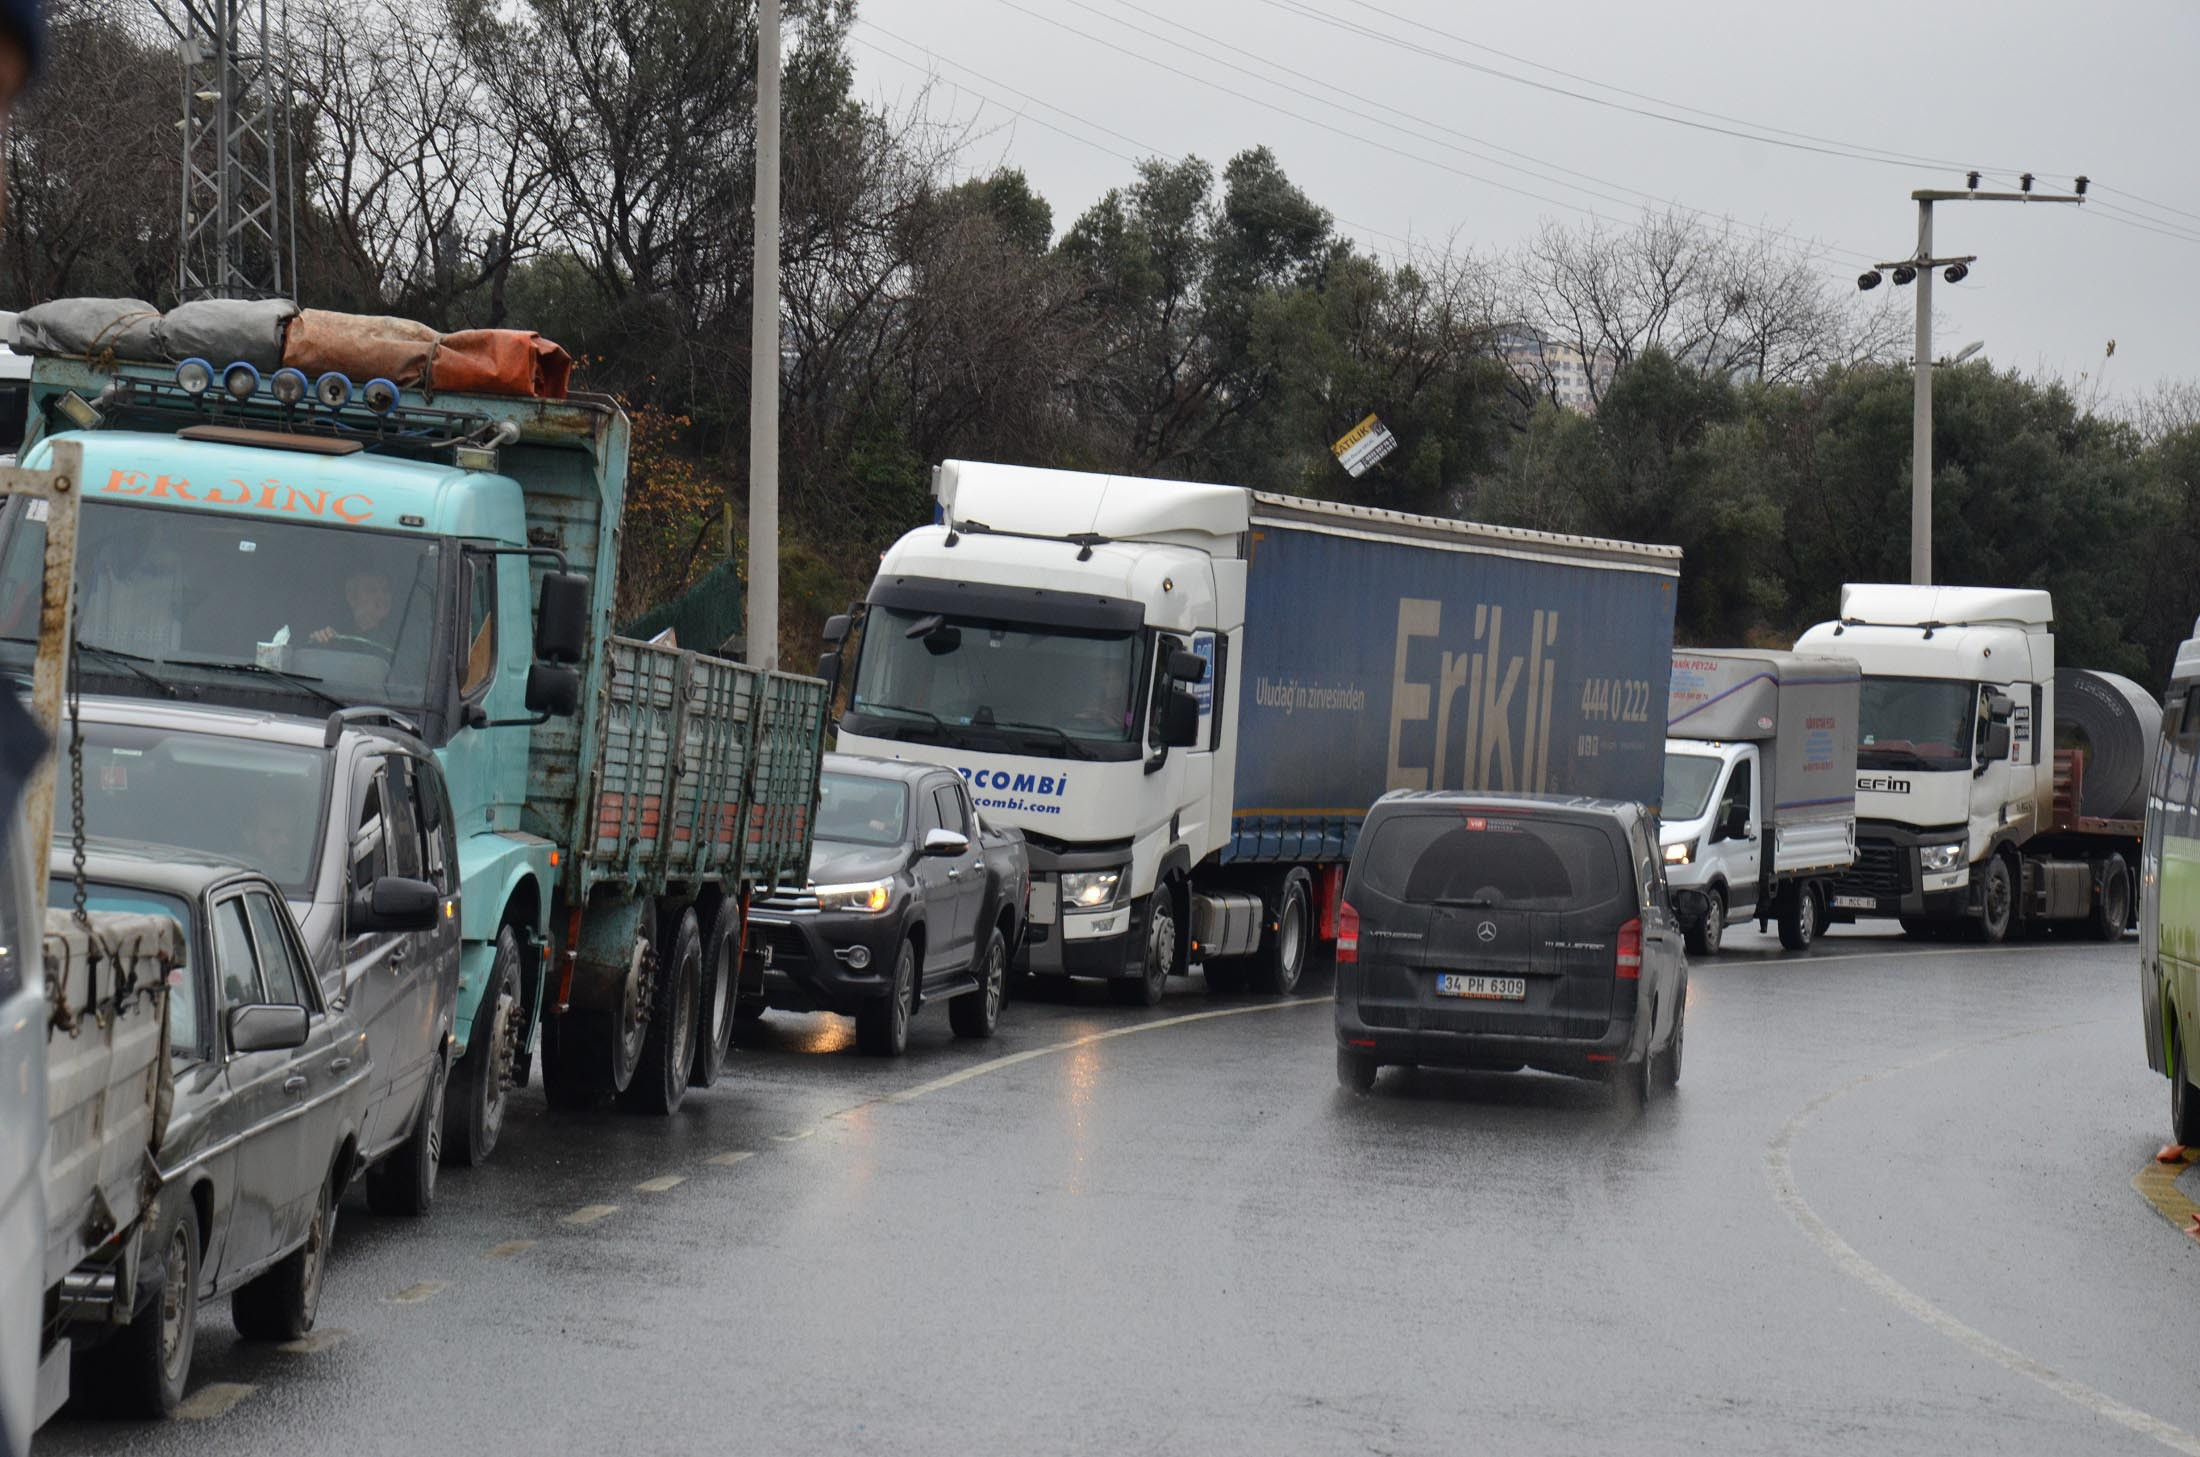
[40,924,2200,1456]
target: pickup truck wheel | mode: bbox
[1685,888,1725,956]
[446,926,523,1167]
[93,1195,199,1417]
[1111,892,1176,1006]
[690,901,742,1087]
[1777,884,1820,952]
[856,940,916,1056]
[366,1052,445,1216]
[949,927,1008,1039]
[2092,858,2131,942]
[1255,873,1311,994]
[1969,856,2014,943]
[620,906,702,1113]
[234,1172,334,1341]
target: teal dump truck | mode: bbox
[0,323,825,1164]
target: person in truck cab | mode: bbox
[308,567,394,652]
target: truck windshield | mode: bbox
[815,771,909,848]
[1662,752,1724,822]
[1857,677,1978,773]
[849,606,1141,759]
[0,497,444,713]
[56,722,333,897]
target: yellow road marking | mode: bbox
[276,1329,346,1354]
[634,1174,686,1193]
[484,1239,536,1260]
[389,1281,447,1304]
[2133,1148,2200,1236]
[561,1203,618,1226]
[705,1150,754,1167]
[176,1383,256,1420]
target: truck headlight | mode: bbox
[815,880,892,913]
[1060,869,1123,909]
[1919,842,1966,874]
[1663,841,1693,865]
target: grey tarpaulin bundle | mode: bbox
[15,297,299,372]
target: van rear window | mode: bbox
[1350,813,1625,910]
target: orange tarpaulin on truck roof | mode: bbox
[431,329,571,400]
[281,309,437,387]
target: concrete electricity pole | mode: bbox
[1858,178,2084,586]
[745,0,781,670]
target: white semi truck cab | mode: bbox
[1794,583,2143,942]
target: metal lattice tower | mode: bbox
[166,0,294,300]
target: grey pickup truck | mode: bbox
[747,752,1028,1056]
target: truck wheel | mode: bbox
[2091,858,2131,943]
[1337,1046,1378,1094]
[620,905,702,1114]
[1111,890,1176,1006]
[97,1195,199,1417]
[1970,856,2014,944]
[1686,888,1725,956]
[233,1172,334,1341]
[856,939,916,1056]
[447,925,523,1167]
[949,926,1008,1039]
[1256,872,1311,995]
[690,900,742,1088]
[366,1052,445,1216]
[1777,884,1820,951]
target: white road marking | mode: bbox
[1768,1022,2200,1455]
[388,1281,447,1305]
[634,1174,686,1193]
[705,1150,754,1167]
[561,1203,619,1226]
[770,1128,815,1142]
[484,1239,536,1260]
[277,1329,347,1354]
[176,1383,256,1420]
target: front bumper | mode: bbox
[1019,890,1141,980]
[748,910,907,1015]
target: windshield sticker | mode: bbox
[101,468,375,525]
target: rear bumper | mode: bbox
[1335,999,1644,1078]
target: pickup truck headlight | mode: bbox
[814,880,892,913]
[1919,842,1967,874]
[1663,841,1693,865]
[1060,869,1123,909]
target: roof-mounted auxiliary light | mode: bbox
[361,377,400,416]
[270,367,309,406]
[222,361,260,401]
[175,357,215,396]
[314,372,353,410]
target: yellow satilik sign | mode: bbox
[1331,413,1397,477]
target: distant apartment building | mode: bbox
[1496,327,1612,413]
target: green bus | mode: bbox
[2143,620,2200,1142]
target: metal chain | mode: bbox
[67,604,88,928]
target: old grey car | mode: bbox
[62,697,460,1213]
[49,843,370,1416]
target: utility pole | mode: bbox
[745,0,781,671]
[1857,178,2084,585]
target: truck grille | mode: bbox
[753,888,819,913]
[1835,842,1911,899]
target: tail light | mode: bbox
[1616,917,1642,979]
[1337,900,1361,964]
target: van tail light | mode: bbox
[1337,900,1361,964]
[1616,918,1643,979]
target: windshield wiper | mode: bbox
[78,641,187,699]
[853,701,946,737]
[167,657,346,711]
[980,718,1095,760]
[1436,897,1497,908]
[1860,749,1938,769]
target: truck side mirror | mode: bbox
[1162,689,1200,748]
[1167,649,1207,684]
[525,662,581,718]
[1979,721,2012,770]
[536,572,590,664]
[822,613,852,646]
[1987,692,2015,723]
[350,875,440,934]
[816,650,840,683]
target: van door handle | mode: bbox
[331,1057,353,1073]
[283,1075,308,1094]
[947,868,962,880]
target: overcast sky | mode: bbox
[848,0,2200,402]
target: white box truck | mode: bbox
[1661,650,1860,953]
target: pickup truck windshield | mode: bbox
[0,497,444,712]
[1662,752,1723,822]
[815,771,910,848]
[849,606,1140,759]
[1858,677,1978,773]
[57,723,333,897]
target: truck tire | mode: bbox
[95,1195,199,1418]
[233,1172,334,1341]
[2091,858,2131,943]
[949,926,1008,1039]
[366,1052,445,1216]
[1777,884,1820,951]
[690,900,742,1088]
[1686,887,1725,957]
[447,925,523,1167]
[1256,872,1311,995]
[856,939,917,1056]
[1111,890,1176,1007]
[621,905,702,1114]
[1970,856,2015,944]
